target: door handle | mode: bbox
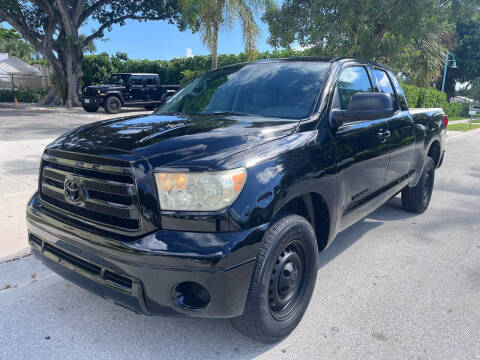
[377,130,391,142]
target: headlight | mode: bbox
[154,168,247,211]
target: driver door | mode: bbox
[333,66,391,230]
[129,75,147,102]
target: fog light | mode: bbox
[171,282,211,311]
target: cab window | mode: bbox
[333,66,373,110]
[130,75,143,86]
[373,69,399,110]
[145,76,156,86]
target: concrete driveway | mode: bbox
[0,104,152,261]
[0,107,479,359]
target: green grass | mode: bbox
[448,116,467,121]
[447,123,480,131]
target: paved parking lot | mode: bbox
[0,105,479,359]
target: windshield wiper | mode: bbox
[208,111,260,117]
[156,111,186,116]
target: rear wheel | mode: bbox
[103,96,122,114]
[401,156,435,213]
[230,214,318,343]
[82,105,99,113]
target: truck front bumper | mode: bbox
[27,194,266,318]
[81,96,104,107]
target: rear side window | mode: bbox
[374,69,399,110]
[130,75,143,86]
[333,66,373,110]
[145,77,156,86]
[388,72,409,110]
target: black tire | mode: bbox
[103,96,122,114]
[82,105,99,113]
[401,156,435,213]
[230,214,318,343]
[144,105,156,110]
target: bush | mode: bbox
[0,88,47,103]
[417,87,446,108]
[401,82,469,118]
[443,102,469,117]
[402,84,421,108]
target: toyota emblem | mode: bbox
[64,178,83,205]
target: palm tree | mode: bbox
[180,0,271,69]
[0,27,37,61]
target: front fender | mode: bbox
[225,131,338,243]
[105,91,125,104]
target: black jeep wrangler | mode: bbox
[82,73,179,114]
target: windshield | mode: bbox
[156,61,330,119]
[109,74,130,85]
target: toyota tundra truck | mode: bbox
[27,57,447,343]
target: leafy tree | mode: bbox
[430,0,480,98]
[0,26,37,61]
[180,0,272,69]
[264,0,451,86]
[0,1,181,107]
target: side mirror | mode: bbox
[330,92,395,127]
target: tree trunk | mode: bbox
[211,21,219,69]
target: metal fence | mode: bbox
[0,74,50,90]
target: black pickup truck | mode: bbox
[82,73,179,114]
[28,58,446,343]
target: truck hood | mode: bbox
[49,113,299,169]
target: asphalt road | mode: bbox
[1,128,479,359]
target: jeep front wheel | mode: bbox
[230,214,318,343]
[104,96,122,114]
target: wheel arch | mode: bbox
[105,92,124,104]
[427,139,441,168]
[271,192,332,252]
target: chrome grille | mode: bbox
[39,152,140,232]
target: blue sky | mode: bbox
[82,16,274,60]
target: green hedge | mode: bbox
[402,83,469,117]
[81,49,303,87]
[443,102,470,117]
[0,88,47,103]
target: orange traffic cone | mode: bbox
[14,97,19,108]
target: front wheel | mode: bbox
[103,96,122,114]
[230,214,318,343]
[401,156,435,213]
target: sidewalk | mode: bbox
[0,138,54,262]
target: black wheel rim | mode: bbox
[268,241,307,320]
[422,168,434,206]
[109,99,119,111]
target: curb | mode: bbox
[0,248,31,264]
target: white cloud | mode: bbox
[186,48,193,58]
